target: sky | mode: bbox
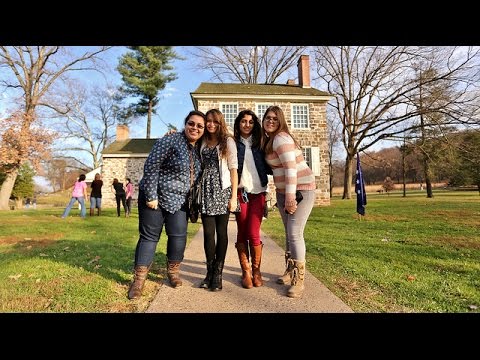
[86,46,214,139]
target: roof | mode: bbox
[191,82,330,97]
[102,138,157,156]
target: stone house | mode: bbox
[101,55,331,207]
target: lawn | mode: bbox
[0,190,478,312]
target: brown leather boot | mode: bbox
[90,208,94,217]
[277,251,294,285]
[167,260,183,288]
[235,242,253,289]
[127,265,150,300]
[97,208,101,216]
[287,260,305,298]
[250,243,263,287]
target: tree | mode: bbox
[189,46,308,84]
[46,83,120,170]
[0,46,111,210]
[313,46,480,199]
[0,112,55,209]
[382,176,395,194]
[117,46,180,139]
[0,162,35,208]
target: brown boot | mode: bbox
[167,260,183,288]
[97,208,101,216]
[277,252,294,285]
[250,243,263,287]
[127,265,150,300]
[287,260,305,298]
[235,242,253,289]
[90,208,94,217]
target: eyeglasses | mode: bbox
[187,121,205,130]
[265,116,279,123]
[206,119,220,126]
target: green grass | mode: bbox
[0,208,201,312]
[262,189,480,313]
[1,190,479,313]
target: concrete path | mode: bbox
[146,216,353,313]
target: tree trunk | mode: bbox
[146,100,153,139]
[342,153,354,199]
[0,170,19,210]
[424,157,433,198]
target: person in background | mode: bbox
[127,110,205,300]
[25,197,31,209]
[233,109,271,289]
[32,196,37,209]
[197,109,238,291]
[90,173,103,216]
[125,178,134,217]
[112,178,127,217]
[61,174,88,219]
[261,105,316,298]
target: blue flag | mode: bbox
[355,153,367,216]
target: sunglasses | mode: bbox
[241,188,249,203]
[187,121,205,130]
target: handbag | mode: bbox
[188,148,201,223]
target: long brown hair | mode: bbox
[205,108,233,158]
[261,105,300,154]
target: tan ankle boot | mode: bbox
[127,265,150,300]
[235,242,253,289]
[167,260,182,288]
[250,243,263,287]
[287,260,305,298]
[277,252,294,285]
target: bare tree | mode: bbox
[0,46,111,210]
[313,46,480,199]
[326,108,342,197]
[189,46,308,83]
[44,83,119,170]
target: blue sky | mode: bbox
[89,46,214,138]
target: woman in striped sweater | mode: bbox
[261,105,316,298]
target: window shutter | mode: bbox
[311,147,320,176]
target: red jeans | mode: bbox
[235,191,265,246]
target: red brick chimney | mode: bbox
[298,55,310,88]
[116,124,129,141]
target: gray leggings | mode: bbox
[276,190,315,261]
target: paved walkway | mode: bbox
[147,216,353,313]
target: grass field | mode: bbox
[0,189,479,312]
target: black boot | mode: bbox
[210,259,224,292]
[200,260,214,289]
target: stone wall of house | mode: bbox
[100,156,146,208]
[198,99,331,206]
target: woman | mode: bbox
[233,109,271,289]
[61,174,88,219]
[127,110,206,300]
[112,178,127,217]
[125,178,134,217]
[90,173,103,216]
[261,105,316,298]
[198,109,238,291]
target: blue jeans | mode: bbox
[62,197,86,218]
[90,197,102,209]
[276,190,315,261]
[134,190,188,266]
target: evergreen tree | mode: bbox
[117,46,181,138]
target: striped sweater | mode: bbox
[265,132,316,202]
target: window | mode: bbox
[220,103,238,128]
[256,103,273,120]
[303,146,320,176]
[291,104,309,129]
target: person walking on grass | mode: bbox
[233,109,271,289]
[112,178,127,217]
[127,110,206,300]
[125,178,134,217]
[61,174,88,219]
[90,173,103,216]
[261,106,316,298]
